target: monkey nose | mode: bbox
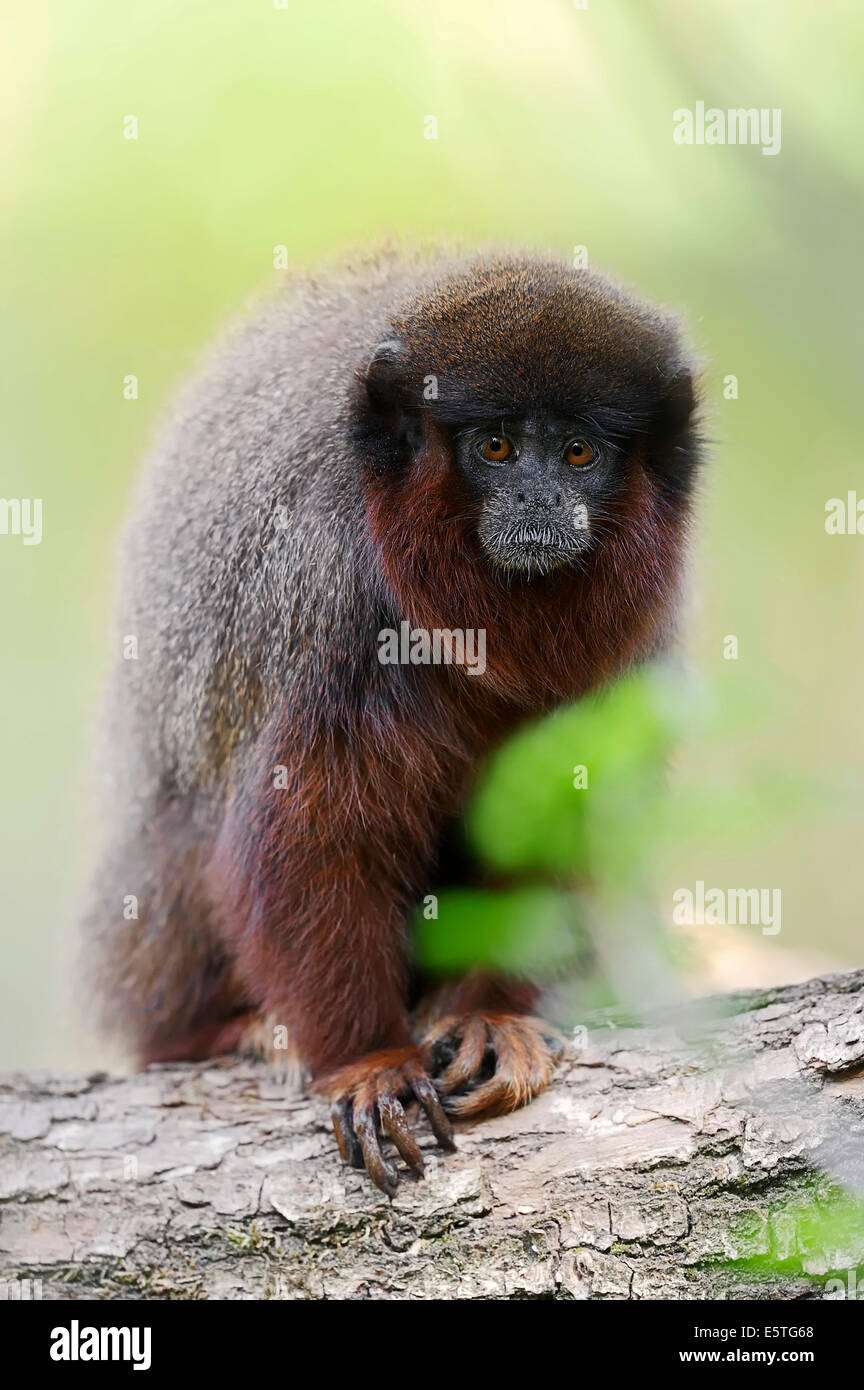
[517,489,563,510]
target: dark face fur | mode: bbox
[453,413,619,576]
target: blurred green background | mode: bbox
[1,0,862,1069]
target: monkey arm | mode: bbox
[207,702,456,1192]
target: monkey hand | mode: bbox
[321,1046,456,1196]
[422,1013,566,1118]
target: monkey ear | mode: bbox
[358,339,422,466]
[365,339,407,411]
[656,367,695,436]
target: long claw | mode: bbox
[331,1098,363,1169]
[379,1093,425,1176]
[410,1073,456,1151]
[354,1104,399,1197]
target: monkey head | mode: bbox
[357,255,701,703]
[358,255,700,586]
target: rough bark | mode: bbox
[4,968,864,1301]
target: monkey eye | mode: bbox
[564,439,596,467]
[477,435,513,464]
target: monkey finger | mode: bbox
[410,1073,457,1151]
[378,1093,425,1177]
[434,1017,489,1096]
[353,1102,399,1197]
[330,1098,364,1169]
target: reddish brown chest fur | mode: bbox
[364,433,686,716]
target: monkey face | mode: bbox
[452,414,615,577]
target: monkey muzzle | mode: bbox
[480,521,592,577]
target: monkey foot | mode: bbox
[422,1012,566,1118]
[321,1047,456,1197]
[141,1009,298,1076]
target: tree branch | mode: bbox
[4,969,864,1300]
